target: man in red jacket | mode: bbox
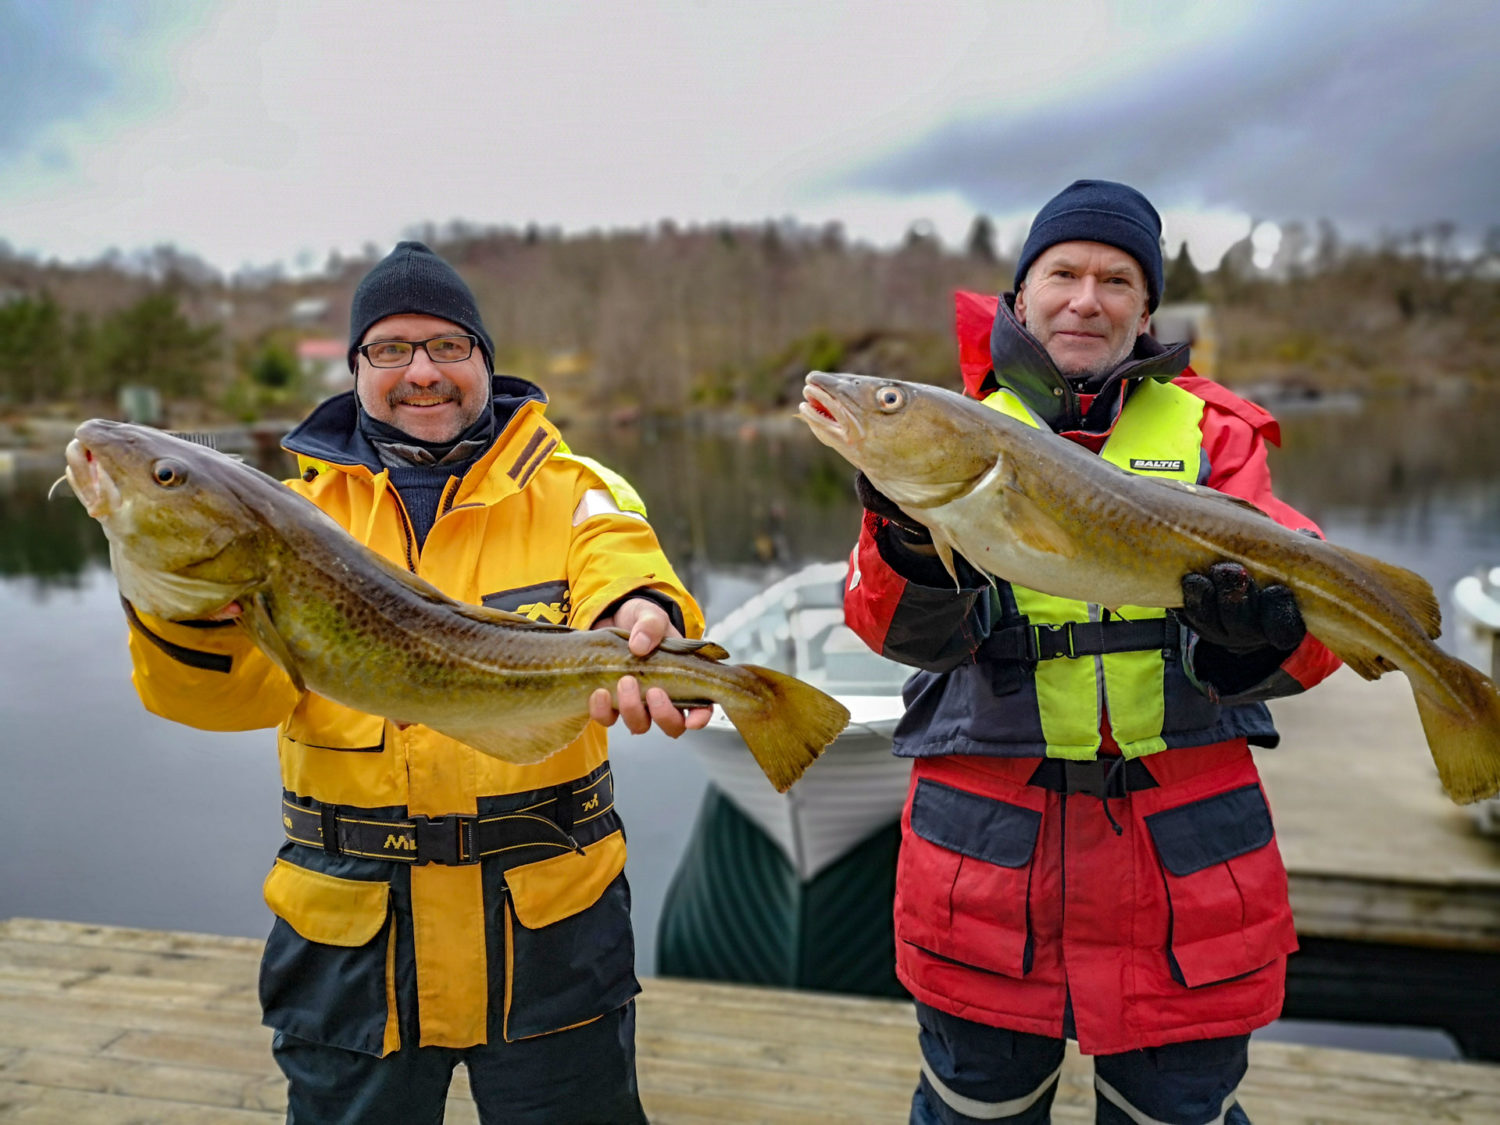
[843,180,1341,1124]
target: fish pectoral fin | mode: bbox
[442,714,593,765]
[242,593,306,692]
[930,533,961,588]
[1329,545,1443,639]
[1002,485,1079,558]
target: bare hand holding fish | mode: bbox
[63,420,848,791]
[801,370,1500,804]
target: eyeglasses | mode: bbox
[356,334,478,368]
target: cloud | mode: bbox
[845,0,1500,235]
[0,2,204,167]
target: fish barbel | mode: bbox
[63,419,848,792]
[800,371,1500,805]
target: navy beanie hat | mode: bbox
[1014,180,1165,310]
[348,241,495,371]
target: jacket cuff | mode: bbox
[593,588,687,635]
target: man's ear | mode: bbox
[1014,283,1028,324]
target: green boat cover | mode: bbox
[656,785,906,998]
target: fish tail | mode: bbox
[720,665,851,792]
[1413,656,1500,804]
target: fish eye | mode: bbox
[152,459,188,488]
[876,386,905,412]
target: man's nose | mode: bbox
[1069,277,1102,315]
[404,346,443,383]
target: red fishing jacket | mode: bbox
[845,291,1342,1054]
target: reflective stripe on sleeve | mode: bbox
[572,488,645,526]
[920,1059,1062,1120]
[1094,1075,1238,1125]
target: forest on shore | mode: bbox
[2,215,1497,434]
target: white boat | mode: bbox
[1452,566,1500,836]
[692,562,913,881]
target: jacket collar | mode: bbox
[981,292,1189,433]
[284,374,548,477]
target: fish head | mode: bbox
[65,420,275,619]
[799,372,997,509]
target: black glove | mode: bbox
[1179,562,1305,653]
[855,471,932,544]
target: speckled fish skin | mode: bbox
[800,371,1500,804]
[64,419,847,791]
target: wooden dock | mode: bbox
[1264,667,1500,952]
[3,917,1499,1123]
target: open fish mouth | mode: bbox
[62,437,119,518]
[798,382,857,442]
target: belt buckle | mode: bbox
[1061,759,1108,798]
[413,813,478,866]
[1033,623,1075,661]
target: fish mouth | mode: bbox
[63,435,120,518]
[798,379,861,444]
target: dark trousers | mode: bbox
[911,1002,1252,1125]
[273,1001,647,1125]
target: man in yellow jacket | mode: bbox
[123,241,706,1124]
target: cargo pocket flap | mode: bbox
[1146,784,1274,876]
[507,830,627,930]
[910,779,1040,868]
[263,858,390,946]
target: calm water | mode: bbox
[3,390,1497,1060]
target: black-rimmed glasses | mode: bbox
[356,334,478,368]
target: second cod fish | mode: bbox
[64,420,848,792]
[800,371,1500,805]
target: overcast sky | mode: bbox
[1,0,1495,275]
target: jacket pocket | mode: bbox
[282,692,385,752]
[896,779,1041,977]
[500,830,639,1041]
[1145,783,1297,987]
[259,859,398,1056]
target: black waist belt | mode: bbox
[980,615,1178,663]
[1027,757,1159,798]
[282,770,614,866]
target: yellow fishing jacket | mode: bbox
[124,381,703,1053]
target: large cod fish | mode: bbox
[800,371,1500,805]
[63,419,848,792]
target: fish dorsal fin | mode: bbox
[1134,475,1275,519]
[447,601,733,658]
[1331,544,1443,639]
[447,601,577,633]
[657,636,730,661]
[242,592,307,692]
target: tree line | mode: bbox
[2,216,1497,420]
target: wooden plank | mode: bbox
[0,918,264,960]
[0,1078,281,1124]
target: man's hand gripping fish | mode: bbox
[63,420,847,792]
[800,371,1500,805]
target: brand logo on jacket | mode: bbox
[1129,458,1185,472]
[385,834,417,851]
[581,795,600,812]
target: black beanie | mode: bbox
[348,241,495,371]
[1014,180,1165,311]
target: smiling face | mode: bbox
[355,313,491,443]
[1014,240,1151,379]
